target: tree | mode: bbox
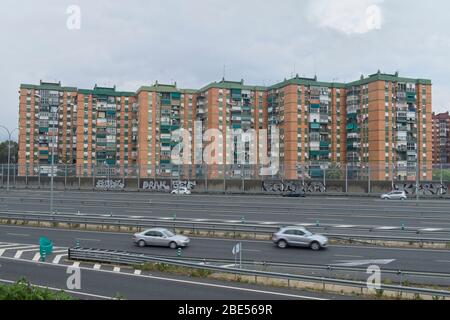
[0,140,18,164]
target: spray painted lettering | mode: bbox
[141,180,197,191]
[262,181,326,193]
[393,183,448,196]
[95,179,125,190]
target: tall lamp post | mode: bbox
[50,104,64,214]
[0,126,19,192]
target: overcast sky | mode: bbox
[1,0,450,140]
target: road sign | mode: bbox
[232,243,241,255]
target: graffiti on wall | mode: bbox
[95,179,125,190]
[141,180,197,191]
[262,181,327,193]
[393,183,448,196]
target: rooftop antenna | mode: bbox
[223,64,226,80]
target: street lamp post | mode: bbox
[0,126,19,192]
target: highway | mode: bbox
[1,224,450,275]
[1,189,450,299]
[0,257,348,300]
[1,190,450,231]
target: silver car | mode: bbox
[133,228,190,249]
[381,190,407,200]
[272,226,328,251]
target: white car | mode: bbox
[272,226,328,251]
[171,187,191,195]
[381,190,407,200]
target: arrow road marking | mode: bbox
[332,259,396,267]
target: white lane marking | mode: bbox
[297,223,315,227]
[226,221,240,223]
[333,254,364,258]
[113,267,121,273]
[0,256,326,300]
[436,260,450,263]
[12,246,40,259]
[261,222,278,225]
[0,279,114,300]
[134,269,142,275]
[376,226,398,230]
[0,244,22,248]
[6,233,30,237]
[335,225,356,228]
[53,254,67,264]
[93,264,101,270]
[72,262,80,268]
[32,253,41,261]
[221,264,237,268]
[243,249,261,253]
[76,238,101,242]
[420,228,443,232]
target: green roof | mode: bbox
[199,79,267,92]
[346,72,432,87]
[269,76,346,90]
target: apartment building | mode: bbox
[195,79,267,178]
[18,81,138,177]
[432,112,450,164]
[344,72,432,181]
[136,82,196,178]
[18,72,432,181]
[267,76,346,179]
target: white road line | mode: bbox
[376,226,398,230]
[72,262,80,268]
[0,279,115,300]
[261,222,278,225]
[420,228,443,232]
[53,254,67,264]
[221,264,237,268]
[113,267,121,273]
[436,260,450,263]
[76,238,101,242]
[134,269,142,275]
[334,254,364,258]
[6,233,30,237]
[0,258,325,300]
[297,223,315,227]
[32,253,41,261]
[93,264,101,270]
[0,244,21,248]
[13,246,41,259]
[243,249,261,253]
[335,225,356,228]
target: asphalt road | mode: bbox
[0,254,345,300]
[1,190,450,230]
[1,224,450,274]
[2,190,450,240]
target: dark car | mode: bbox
[282,190,306,198]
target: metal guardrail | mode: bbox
[1,211,450,243]
[68,247,450,298]
[105,252,450,281]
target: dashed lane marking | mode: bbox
[93,264,101,270]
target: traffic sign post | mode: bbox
[232,242,242,269]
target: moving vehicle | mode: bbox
[272,226,328,251]
[282,190,306,198]
[133,228,190,249]
[171,187,191,195]
[381,190,407,200]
